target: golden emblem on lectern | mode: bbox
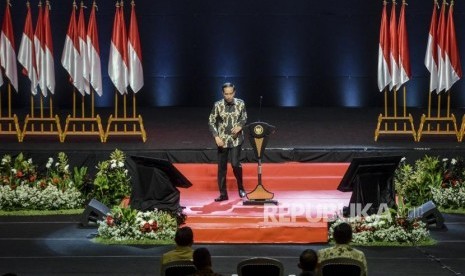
[254,125,264,135]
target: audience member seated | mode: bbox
[317,222,367,276]
[298,249,318,276]
[191,247,223,276]
[161,226,194,266]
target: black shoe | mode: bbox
[214,195,228,202]
[239,189,246,198]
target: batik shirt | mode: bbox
[317,244,368,276]
[161,246,193,265]
[208,98,247,148]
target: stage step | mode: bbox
[186,220,327,244]
[178,163,350,244]
[174,162,349,191]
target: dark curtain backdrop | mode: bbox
[2,0,465,108]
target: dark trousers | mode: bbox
[217,145,244,197]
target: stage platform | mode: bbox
[176,162,350,243]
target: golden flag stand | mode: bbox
[62,89,104,142]
[21,93,62,142]
[417,90,460,141]
[104,91,146,142]
[374,86,417,141]
[0,83,21,141]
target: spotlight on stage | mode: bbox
[408,201,445,229]
[81,198,110,227]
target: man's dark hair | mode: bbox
[174,226,194,247]
[299,249,318,271]
[222,82,235,91]
[193,247,212,269]
[333,222,353,244]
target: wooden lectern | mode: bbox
[243,121,278,205]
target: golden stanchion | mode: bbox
[62,89,104,142]
[459,115,465,142]
[0,83,22,141]
[374,86,417,141]
[21,94,62,142]
[418,90,460,141]
[104,91,146,142]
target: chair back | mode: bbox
[237,257,284,276]
[161,260,197,276]
[319,257,364,276]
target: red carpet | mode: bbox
[175,163,351,244]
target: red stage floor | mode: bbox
[175,163,351,243]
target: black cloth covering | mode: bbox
[127,156,192,212]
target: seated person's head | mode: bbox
[333,222,353,244]
[298,249,318,272]
[193,247,212,270]
[175,226,194,247]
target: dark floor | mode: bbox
[0,213,464,275]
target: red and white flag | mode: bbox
[397,1,411,88]
[389,2,400,91]
[437,0,447,92]
[377,1,391,92]
[61,2,84,95]
[78,2,90,95]
[0,1,18,92]
[425,1,439,93]
[34,1,47,96]
[128,1,143,93]
[109,1,129,95]
[18,2,38,95]
[87,1,103,96]
[44,1,55,95]
[444,1,462,91]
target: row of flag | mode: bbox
[0,0,144,99]
[378,0,462,94]
[425,0,462,94]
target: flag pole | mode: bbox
[8,84,11,132]
[105,0,146,142]
[437,94,441,131]
[124,93,127,132]
[91,88,95,130]
[403,86,407,130]
[92,90,95,118]
[30,95,34,117]
[427,91,431,131]
[384,88,388,130]
[114,90,118,132]
[50,97,54,132]
[375,0,416,141]
[81,94,85,118]
[73,89,76,131]
[81,94,85,132]
[447,90,451,131]
[30,95,35,132]
[40,95,44,131]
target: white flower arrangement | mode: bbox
[0,152,86,211]
[432,185,465,209]
[97,207,178,241]
[0,185,83,210]
[330,212,431,245]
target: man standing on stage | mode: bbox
[208,82,247,202]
